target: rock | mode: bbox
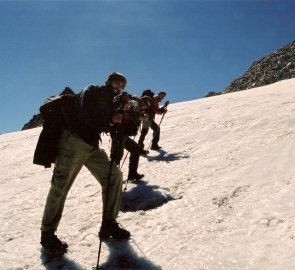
[22,114,43,130]
[204,91,223,98]
[224,41,295,93]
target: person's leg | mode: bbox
[41,131,88,250]
[138,119,151,149]
[151,120,160,147]
[85,148,123,221]
[41,131,86,232]
[124,137,143,180]
[85,148,130,240]
[110,131,126,165]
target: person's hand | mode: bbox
[141,113,149,121]
[161,107,168,114]
[112,114,123,124]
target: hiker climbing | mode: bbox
[34,72,131,255]
[138,90,169,151]
[111,94,152,181]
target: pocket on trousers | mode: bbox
[53,149,74,188]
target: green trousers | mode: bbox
[41,130,123,232]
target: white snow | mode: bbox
[1,78,295,270]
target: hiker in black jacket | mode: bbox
[38,72,131,254]
[111,95,152,181]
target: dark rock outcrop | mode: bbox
[22,87,75,130]
[224,41,295,93]
[22,114,44,130]
[204,91,223,98]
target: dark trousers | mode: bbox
[111,135,141,177]
[124,137,142,177]
[138,119,160,147]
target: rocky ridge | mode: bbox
[223,41,295,93]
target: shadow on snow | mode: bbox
[99,238,161,270]
[147,149,189,163]
[121,180,179,212]
[40,248,85,270]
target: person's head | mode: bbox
[106,72,127,93]
[158,91,166,101]
[139,96,152,110]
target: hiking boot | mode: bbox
[140,149,149,156]
[128,173,144,181]
[99,219,131,240]
[151,144,162,150]
[41,231,68,252]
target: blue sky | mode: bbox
[1,0,295,134]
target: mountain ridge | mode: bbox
[224,40,295,93]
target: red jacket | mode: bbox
[152,95,166,115]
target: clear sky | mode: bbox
[1,0,294,134]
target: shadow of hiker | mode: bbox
[121,180,180,212]
[100,239,162,270]
[147,149,189,163]
[40,248,85,270]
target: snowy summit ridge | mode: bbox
[1,78,295,269]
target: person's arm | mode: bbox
[152,96,167,115]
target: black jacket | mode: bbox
[71,85,117,146]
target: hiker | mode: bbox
[37,72,131,253]
[111,95,152,181]
[138,90,168,151]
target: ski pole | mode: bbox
[95,94,129,269]
[94,158,114,270]
[120,152,129,170]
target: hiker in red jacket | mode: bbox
[138,91,167,150]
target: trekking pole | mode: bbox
[120,152,129,170]
[120,150,130,193]
[95,93,130,269]
[94,158,114,270]
[147,101,169,150]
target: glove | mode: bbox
[161,107,168,114]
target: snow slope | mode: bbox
[1,78,295,270]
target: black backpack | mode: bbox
[40,95,74,125]
[141,89,154,98]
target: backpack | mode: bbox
[33,93,75,168]
[141,89,154,98]
[40,94,74,127]
[123,100,141,136]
